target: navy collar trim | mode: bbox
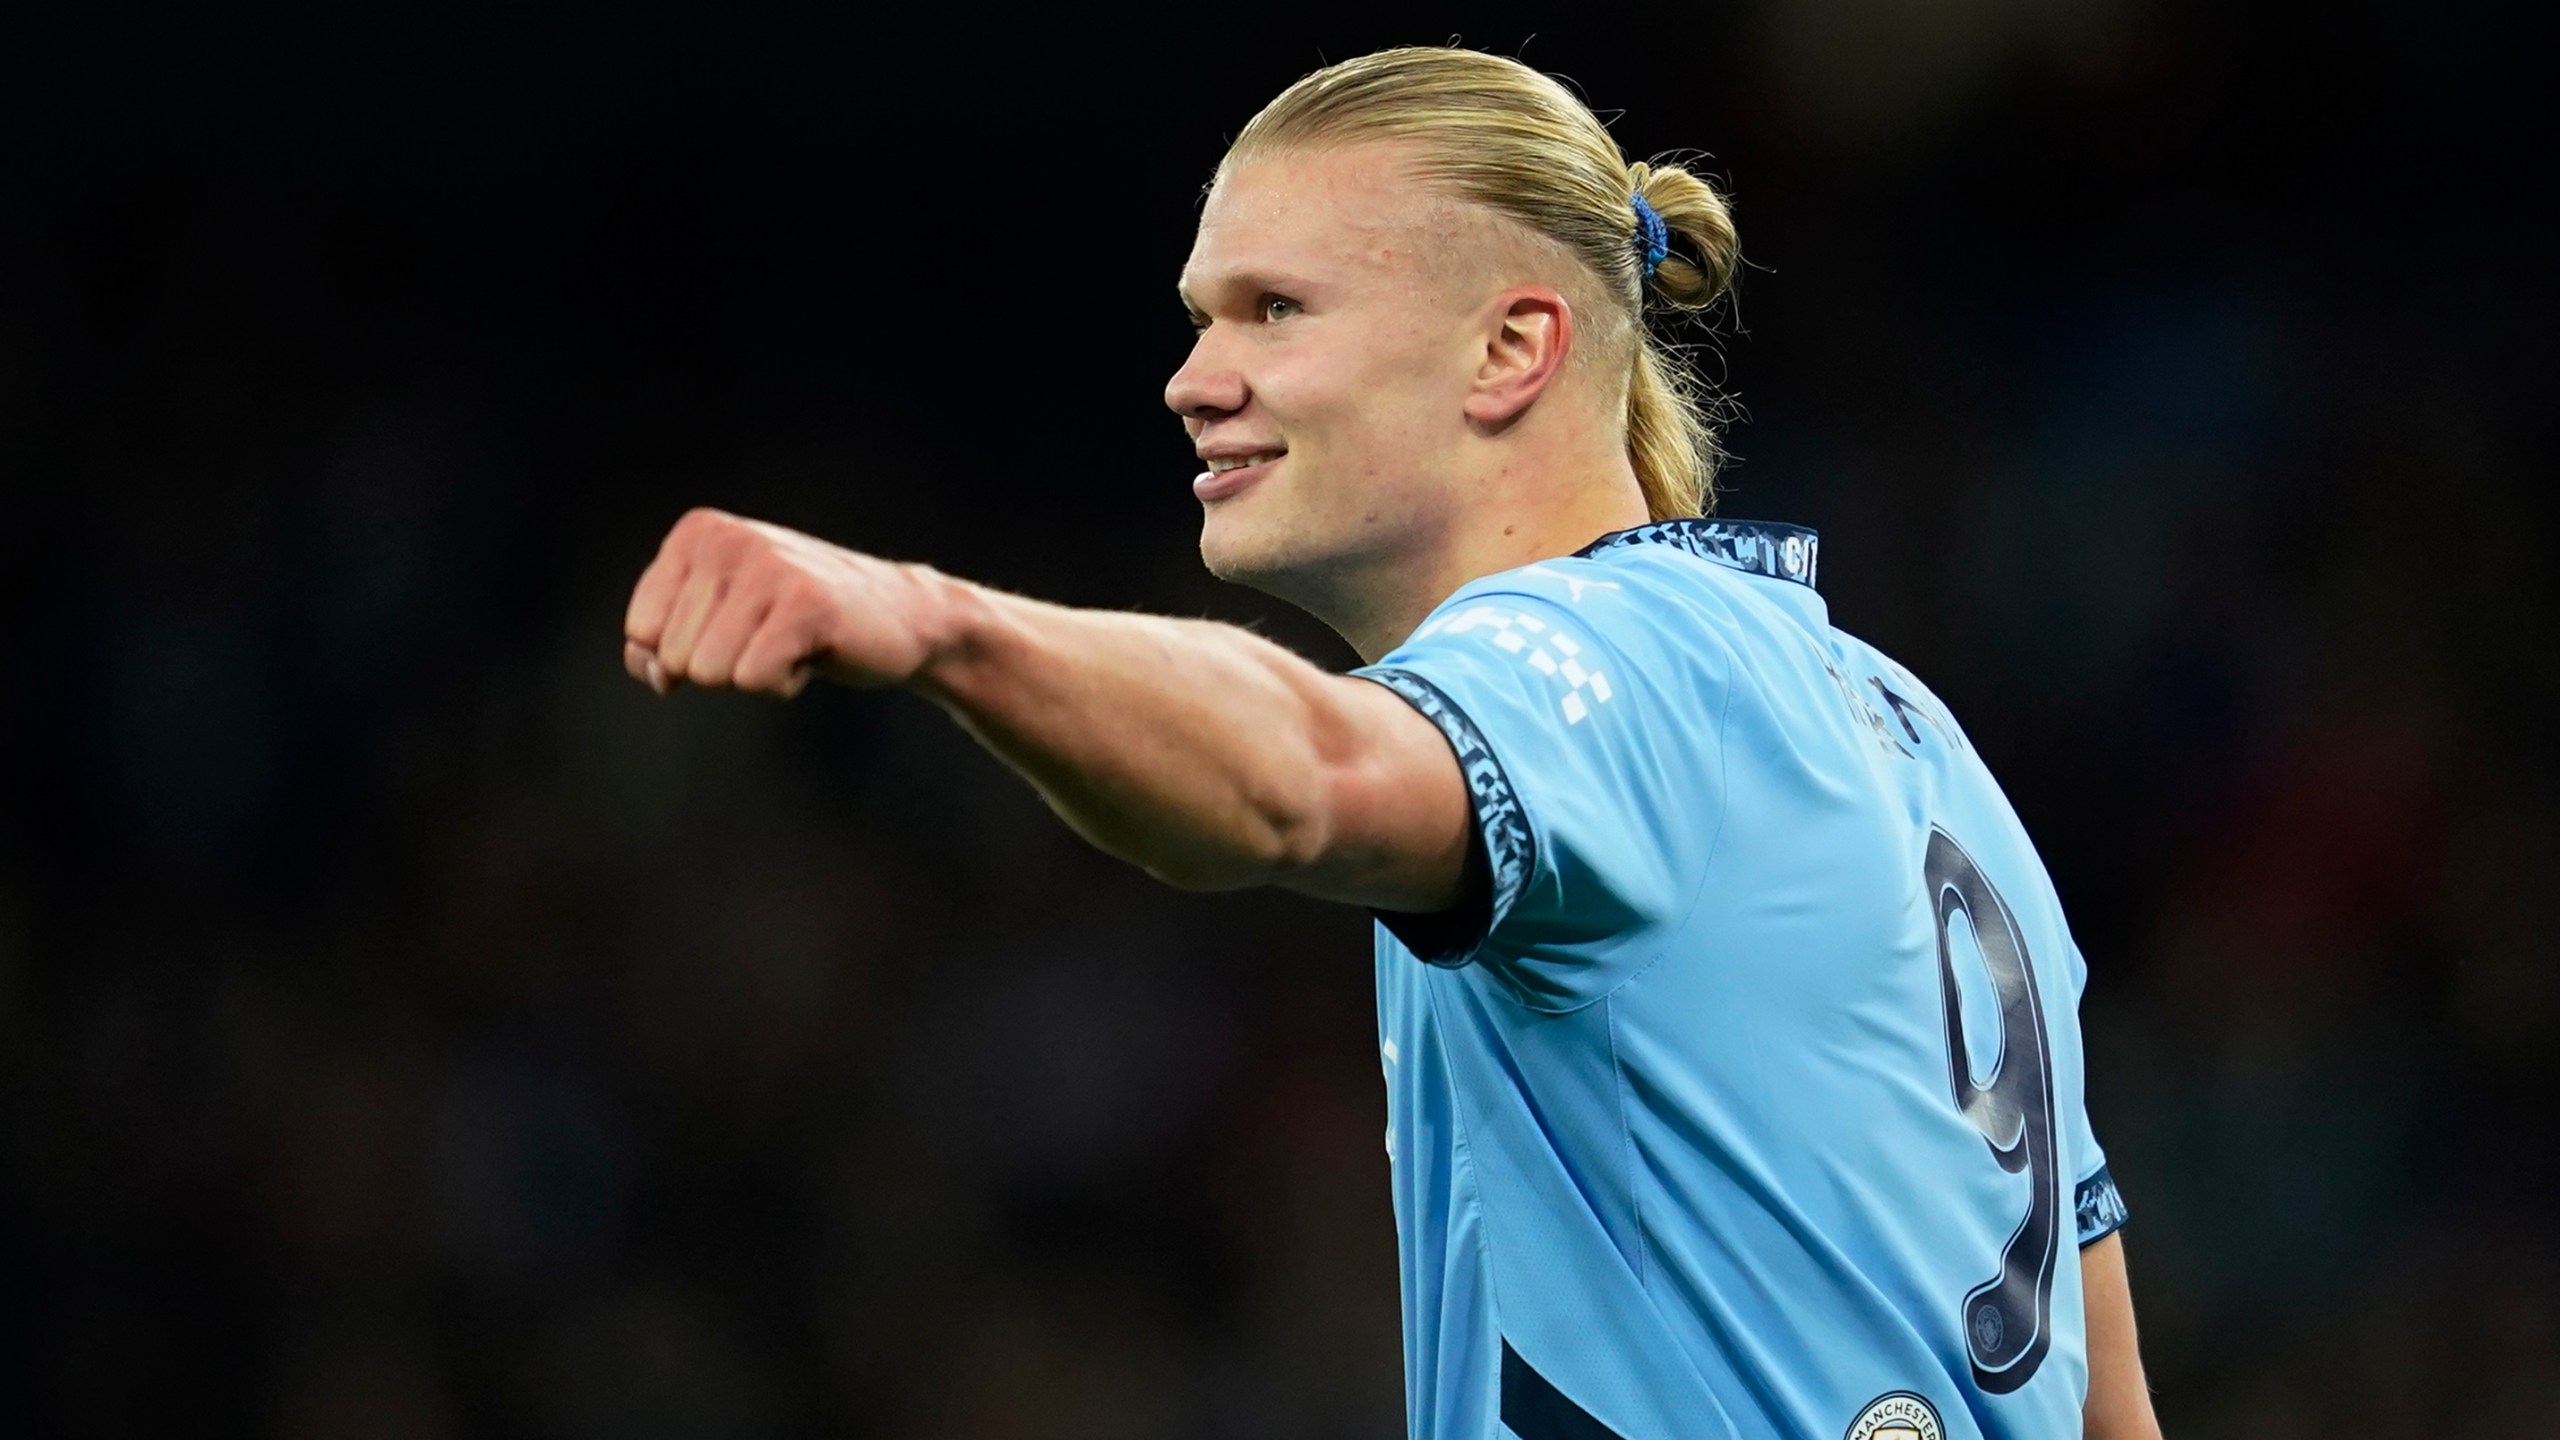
[1574,518,1821,590]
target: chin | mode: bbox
[1199,505,1330,599]
[1198,516,1288,589]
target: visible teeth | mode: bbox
[1207,451,1283,473]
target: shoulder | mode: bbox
[1371,556,1744,745]
[1844,636,1983,758]
[1408,548,1741,658]
[1402,545,1761,681]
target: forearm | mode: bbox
[2082,1233,2163,1440]
[620,510,1467,907]
[906,569,1462,902]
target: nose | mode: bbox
[1164,330,1247,424]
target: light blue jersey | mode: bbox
[1353,520,2128,1440]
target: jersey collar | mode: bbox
[1573,518,1821,590]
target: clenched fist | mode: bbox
[622,508,954,699]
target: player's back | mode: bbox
[1359,520,2124,1440]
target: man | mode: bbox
[621,46,2161,1440]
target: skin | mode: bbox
[621,141,1636,908]
[619,138,2161,1434]
[2082,1233,2165,1439]
[1169,142,1647,658]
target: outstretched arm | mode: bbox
[2082,1232,2163,1439]
[621,508,1472,908]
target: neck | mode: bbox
[1318,454,1651,664]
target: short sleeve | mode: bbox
[1354,581,1731,1009]
[2059,938,2129,1247]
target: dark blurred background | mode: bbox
[2,2,2547,1435]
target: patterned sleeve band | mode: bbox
[2074,1165,2129,1247]
[1354,667,1535,966]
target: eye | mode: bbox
[1258,295,1301,323]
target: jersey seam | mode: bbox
[1605,996,1654,1295]
[1421,976,1508,1359]
[1583,615,1744,1009]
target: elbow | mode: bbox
[1143,782,1338,895]
[1249,771,1345,886]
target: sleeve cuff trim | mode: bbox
[2075,1163,2129,1248]
[1354,666,1535,965]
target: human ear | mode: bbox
[1463,288,1572,428]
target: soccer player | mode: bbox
[620,46,2162,1440]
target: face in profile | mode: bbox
[1168,143,1490,611]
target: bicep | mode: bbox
[1276,674,1475,915]
[2082,1232,2163,1440]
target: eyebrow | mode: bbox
[1176,268,1322,316]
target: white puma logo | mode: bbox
[1521,563,1622,604]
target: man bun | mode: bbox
[1629,160,1739,313]
[1230,48,1742,519]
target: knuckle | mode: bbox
[739,642,794,693]
[670,507,742,555]
[711,528,776,576]
[774,574,826,617]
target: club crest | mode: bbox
[1844,1391,1944,1440]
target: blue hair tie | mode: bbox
[1631,194,1669,280]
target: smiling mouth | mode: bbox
[1193,449,1286,502]
[1205,450,1285,473]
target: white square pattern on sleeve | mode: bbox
[1424,604,1616,726]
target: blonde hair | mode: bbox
[1226,47,1740,520]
